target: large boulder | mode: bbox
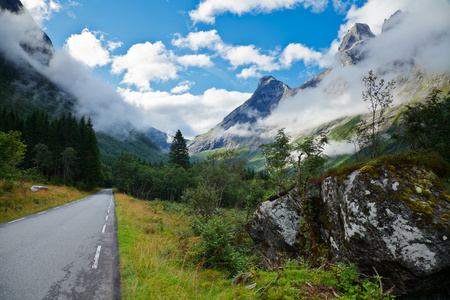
[246,190,304,263]
[321,162,450,297]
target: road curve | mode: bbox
[0,189,120,300]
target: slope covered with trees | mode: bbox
[0,106,101,190]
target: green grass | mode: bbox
[115,193,392,299]
[0,181,95,223]
[328,116,360,141]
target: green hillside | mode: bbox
[0,55,167,165]
[97,131,167,165]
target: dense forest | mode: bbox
[0,106,101,190]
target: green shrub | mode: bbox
[182,182,220,217]
[192,215,245,276]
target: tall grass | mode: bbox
[115,194,392,299]
[115,194,252,300]
[0,181,94,223]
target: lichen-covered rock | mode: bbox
[246,190,304,262]
[321,163,450,297]
[30,185,48,192]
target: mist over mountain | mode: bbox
[188,8,450,158]
[0,0,168,162]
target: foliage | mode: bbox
[169,129,190,169]
[0,131,26,180]
[192,215,246,275]
[259,129,328,259]
[182,182,221,217]
[32,143,53,174]
[351,70,395,159]
[294,133,328,196]
[112,152,194,201]
[115,193,250,300]
[191,148,254,208]
[258,128,294,190]
[397,89,450,161]
[0,107,102,190]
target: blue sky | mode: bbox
[14,0,449,139]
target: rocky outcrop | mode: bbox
[247,160,450,297]
[337,23,375,66]
[246,190,304,262]
[321,163,450,296]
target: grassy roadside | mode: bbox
[114,193,247,299]
[114,193,390,300]
[0,180,98,223]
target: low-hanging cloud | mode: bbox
[118,87,251,139]
[217,0,450,155]
[0,9,144,136]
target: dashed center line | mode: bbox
[37,211,47,215]
[102,225,106,233]
[92,245,102,269]
[8,218,25,224]
[105,215,108,221]
[53,207,60,210]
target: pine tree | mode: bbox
[168,129,190,169]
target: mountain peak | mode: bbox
[258,75,276,86]
[382,10,404,33]
[337,23,375,66]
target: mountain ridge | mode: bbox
[188,12,450,169]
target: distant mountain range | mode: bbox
[2,2,449,169]
[188,11,450,169]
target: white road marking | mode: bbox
[92,245,102,269]
[53,207,60,210]
[37,211,47,215]
[102,225,106,233]
[105,215,108,221]
[8,218,25,224]
[107,210,110,214]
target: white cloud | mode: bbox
[171,81,194,94]
[118,87,251,138]
[189,0,328,24]
[237,66,262,79]
[172,29,337,79]
[21,0,61,25]
[107,40,123,51]
[224,45,279,71]
[111,41,178,91]
[280,43,324,67]
[172,30,221,51]
[64,28,110,68]
[176,54,213,68]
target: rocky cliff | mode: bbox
[247,155,450,298]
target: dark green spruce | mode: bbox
[168,129,190,169]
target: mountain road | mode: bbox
[0,189,120,300]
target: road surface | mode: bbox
[0,189,120,299]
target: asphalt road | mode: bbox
[0,189,120,300]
